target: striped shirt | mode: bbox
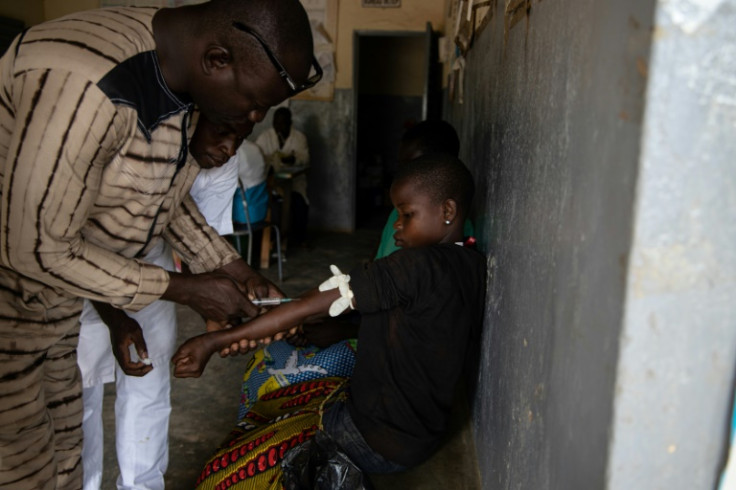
[0,7,239,312]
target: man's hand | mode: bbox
[109,315,154,377]
[91,301,153,377]
[239,269,284,303]
[164,271,261,320]
[164,259,286,321]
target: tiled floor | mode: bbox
[99,227,481,489]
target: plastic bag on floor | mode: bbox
[281,430,373,490]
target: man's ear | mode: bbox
[202,45,232,75]
[443,199,459,223]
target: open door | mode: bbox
[352,25,441,229]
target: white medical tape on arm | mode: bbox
[318,264,355,317]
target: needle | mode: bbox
[251,297,298,306]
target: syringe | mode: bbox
[251,297,298,306]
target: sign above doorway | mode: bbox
[361,0,401,7]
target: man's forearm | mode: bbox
[164,196,241,273]
[91,300,130,330]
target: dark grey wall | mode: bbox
[447,0,736,487]
[292,92,356,233]
[446,1,655,488]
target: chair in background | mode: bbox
[231,179,283,282]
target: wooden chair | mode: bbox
[231,179,283,282]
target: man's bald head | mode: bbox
[197,0,314,86]
[155,0,316,133]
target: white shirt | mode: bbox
[189,157,239,236]
[236,139,268,190]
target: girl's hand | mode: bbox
[172,334,213,378]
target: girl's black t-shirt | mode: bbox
[347,243,486,467]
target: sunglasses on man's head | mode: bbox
[232,21,323,96]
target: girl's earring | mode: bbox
[445,220,451,225]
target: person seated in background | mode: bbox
[232,138,271,267]
[77,115,242,490]
[172,153,486,475]
[375,119,474,259]
[256,107,311,248]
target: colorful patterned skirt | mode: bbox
[195,376,349,490]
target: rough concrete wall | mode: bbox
[445,0,656,488]
[291,91,356,232]
[607,1,736,488]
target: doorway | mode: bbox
[353,26,441,229]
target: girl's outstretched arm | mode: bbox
[172,286,341,378]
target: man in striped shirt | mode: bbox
[0,1,317,488]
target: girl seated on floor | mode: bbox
[173,153,486,475]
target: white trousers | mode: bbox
[78,243,176,490]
